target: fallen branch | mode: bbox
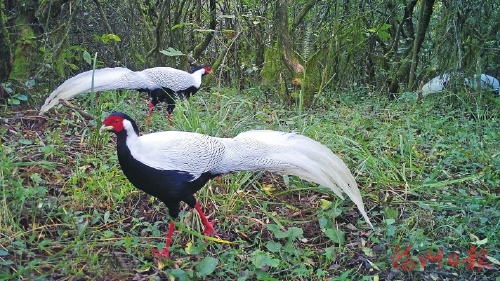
[59,99,95,119]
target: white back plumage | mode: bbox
[39,67,205,114]
[422,73,500,96]
[123,121,373,228]
[465,74,500,95]
[422,74,450,96]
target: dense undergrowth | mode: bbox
[1,87,499,280]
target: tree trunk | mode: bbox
[8,14,36,83]
[408,0,436,89]
[276,0,304,75]
[146,0,169,65]
[385,0,418,96]
[0,0,12,82]
[193,0,216,59]
[292,0,319,29]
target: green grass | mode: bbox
[1,88,499,280]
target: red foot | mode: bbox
[194,203,219,238]
[147,102,154,124]
[152,221,175,259]
[201,219,219,238]
[167,113,173,126]
[151,247,170,259]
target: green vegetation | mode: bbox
[1,88,499,280]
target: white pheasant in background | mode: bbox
[100,112,374,258]
[422,73,500,96]
[39,65,212,123]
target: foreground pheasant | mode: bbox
[100,112,373,258]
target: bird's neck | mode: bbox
[190,69,205,88]
[115,129,140,151]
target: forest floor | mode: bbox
[1,88,499,280]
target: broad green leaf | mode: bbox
[185,241,208,254]
[167,268,189,281]
[160,47,184,57]
[273,229,288,239]
[380,23,391,31]
[103,211,110,223]
[16,94,28,101]
[195,256,218,278]
[8,98,20,105]
[324,246,336,260]
[83,51,92,65]
[362,246,375,257]
[101,33,121,43]
[265,241,282,252]
[387,224,396,236]
[384,208,398,219]
[320,199,332,210]
[25,79,35,87]
[324,228,345,245]
[266,224,279,232]
[378,30,391,41]
[287,227,303,239]
[318,217,329,228]
[283,175,289,186]
[250,250,280,268]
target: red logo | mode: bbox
[391,244,492,271]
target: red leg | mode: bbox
[146,102,154,124]
[194,202,219,238]
[152,221,175,258]
[167,113,173,126]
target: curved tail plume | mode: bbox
[215,130,374,228]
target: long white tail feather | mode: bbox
[40,68,136,114]
[215,130,373,228]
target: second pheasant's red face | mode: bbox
[203,66,212,74]
[101,114,125,133]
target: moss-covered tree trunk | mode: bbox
[193,0,216,60]
[5,0,42,89]
[382,0,417,96]
[276,0,304,76]
[0,0,12,82]
[407,0,436,89]
[262,0,303,102]
[8,14,36,84]
[261,0,320,104]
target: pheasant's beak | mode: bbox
[100,125,114,132]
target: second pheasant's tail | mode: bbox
[39,67,136,114]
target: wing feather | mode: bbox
[127,131,225,179]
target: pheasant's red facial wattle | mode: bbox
[204,66,212,74]
[102,115,125,132]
